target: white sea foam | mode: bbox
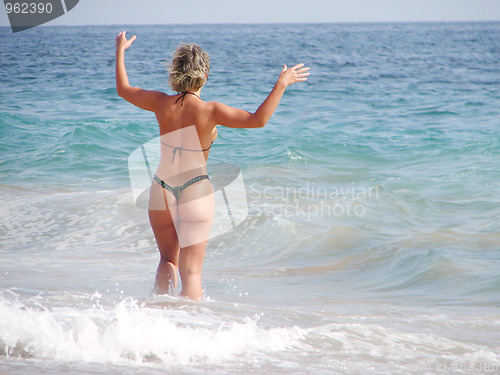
[0,296,305,366]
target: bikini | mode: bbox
[175,91,199,107]
[153,91,213,201]
[153,174,209,201]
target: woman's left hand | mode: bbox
[115,31,136,52]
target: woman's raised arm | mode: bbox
[212,63,310,128]
[115,31,165,112]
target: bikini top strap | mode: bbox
[201,140,215,152]
[161,139,215,163]
[175,91,201,107]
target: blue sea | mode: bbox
[1,22,499,374]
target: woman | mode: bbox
[115,31,309,300]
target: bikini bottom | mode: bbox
[153,174,209,201]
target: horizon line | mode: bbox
[1,19,499,29]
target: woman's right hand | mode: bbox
[278,63,310,87]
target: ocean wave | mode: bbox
[0,295,305,366]
[2,289,498,374]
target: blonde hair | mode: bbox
[168,43,209,93]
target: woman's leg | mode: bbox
[149,182,179,294]
[176,180,214,300]
[178,241,207,300]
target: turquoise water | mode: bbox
[1,22,499,374]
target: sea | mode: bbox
[0,22,499,374]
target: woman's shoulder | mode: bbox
[205,100,234,114]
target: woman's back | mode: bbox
[153,93,217,183]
